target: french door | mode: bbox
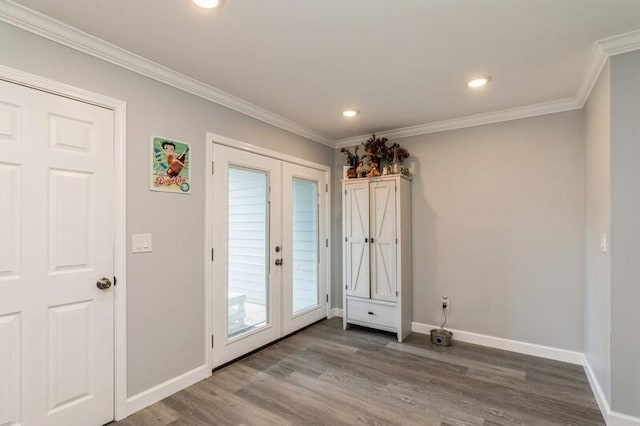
[210,143,328,367]
[281,163,327,334]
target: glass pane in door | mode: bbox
[228,167,269,337]
[292,178,318,313]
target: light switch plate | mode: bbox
[132,234,152,253]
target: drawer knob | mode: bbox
[368,311,374,315]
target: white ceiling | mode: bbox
[10,0,640,142]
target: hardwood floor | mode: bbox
[115,318,604,426]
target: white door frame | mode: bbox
[204,132,331,371]
[0,65,129,421]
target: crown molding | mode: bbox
[576,29,640,107]
[0,0,334,147]
[3,0,640,149]
[335,97,580,147]
[575,43,608,107]
[599,28,640,57]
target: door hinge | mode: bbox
[344,189,347,195]
[211,334,214,348]
[345,284,348,290]
[326,183,328,193]
[211,161,215,175]
[211,248,214,261]
[326,294,329,302]
[396,291,399,297]
[345,237,347,242]
[325,238,329,248]
[113,276,117,286]
[396,238,398,244]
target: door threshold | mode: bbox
[212,317,327,373]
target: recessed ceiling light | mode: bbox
[342,110,359,118]
[193,0,224,9]
[467,77,491,88]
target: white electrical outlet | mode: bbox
[441,296,450,311]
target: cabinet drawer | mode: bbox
[347,299,396,328]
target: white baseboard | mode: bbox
[584,359,612,423]
[611,412,640,426]
[125,364,210,418]
[329,308,343,318]
[411,321,585,365]
[584,359,640,426]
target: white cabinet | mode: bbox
[342,175,412,342]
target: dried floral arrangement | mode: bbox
[340,145,360,168]
[341,133,411,178]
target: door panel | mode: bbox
[211,145,281,366]
[0,80,114,426]
[371,181,397,301]
[0,164,20,279]
[0,312,21,426]
[344,182,369,298]
[282,163,327,334]
[47,301,94,413]
[49,170,92,272]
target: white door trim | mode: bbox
[204,132,332,372]
[0,65,129,421]
[207,132,331,172]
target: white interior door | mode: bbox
[0,80,114,426]
[211,144,282,366]
[281,163,327,334]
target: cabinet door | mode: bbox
[344,182,370,298]
[370,180,397,301]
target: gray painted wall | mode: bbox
[0,23,334,396]
[334,112,586,351]
[610,51,640,417]
[403,112,585,351]
[583,61,611,401]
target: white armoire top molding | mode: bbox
[0,0,335,148]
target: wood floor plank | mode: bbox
[386,341,527,382]
[113,318,605,426]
